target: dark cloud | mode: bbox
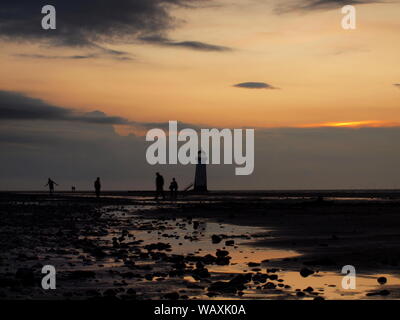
[0,0,229,54]
[275,0,382,13]
[0,90,198,130]
[233,82,278,90]
[0,90,131,125]
[13,51,133,61]
[0,0,182,46]
[394,84,400,89]
[14,53,99,60]
[140,35,232,52]
[170,41,231,52]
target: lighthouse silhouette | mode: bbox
[194,150,207,192]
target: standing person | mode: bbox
[45,178,58,195]
[169,178,178,200]
[155,172,165,200]
[94,177,101,198]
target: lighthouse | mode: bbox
[194,150,207,193]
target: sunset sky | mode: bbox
[1,0,399,128]
[1,0,400,190]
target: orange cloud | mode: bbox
[298,121,400,128]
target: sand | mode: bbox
[0,191,399,300]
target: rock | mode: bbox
[377,277,387,285]
[303,286,314,293]
[252,274,268,283]
[296,291,306,297]
[229,274,251,290]
[120,272,141,279]
[367,289,390,297]
[379,289,390,296]
[173,262,186,270]
[216,249,229,258]
[124,260,135,267]
[216,256,231,265]
[211,235,222,244]
[103,289,117,297]
[169,270,184,277]
[91,248,107,258]
[300,267,314,278]
[193,265,210,279]
[202,254,217,264]
[187,283,204,289]
[144,242,171,251]
[144,274,154,281]
[208,281,237,293]
[167,254,185,263]
[164,292,180,300]
[139,252,149,259]
[67,270,96,280]
[15,268,35,286]
[247,262,260,267]
[263,282,276,289]
[215,250,231,265]
[269,274,278,280]
[225,240,235,246]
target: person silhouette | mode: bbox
[94,177,101,198]
[155,172,165,200]
[45,178,58,195]
[169,178,178,200]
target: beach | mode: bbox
[0,191,399,300]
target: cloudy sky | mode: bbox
[1,0,400,190]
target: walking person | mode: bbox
[169,178,178,200]
[45,178,58,195]
[94,177,101,198]
[155,172,165,200]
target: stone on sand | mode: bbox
[300,267,314,278]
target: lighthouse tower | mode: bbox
[194,150,207,193]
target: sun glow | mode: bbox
[299,121,399,128]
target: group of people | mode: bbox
[45,177,102,197]
[156,172,178,201]
[45,173,179,200]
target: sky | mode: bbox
[0,0,400,190]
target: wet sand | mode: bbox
[0,191,399,300]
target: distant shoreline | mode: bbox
[2,189,400,199]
